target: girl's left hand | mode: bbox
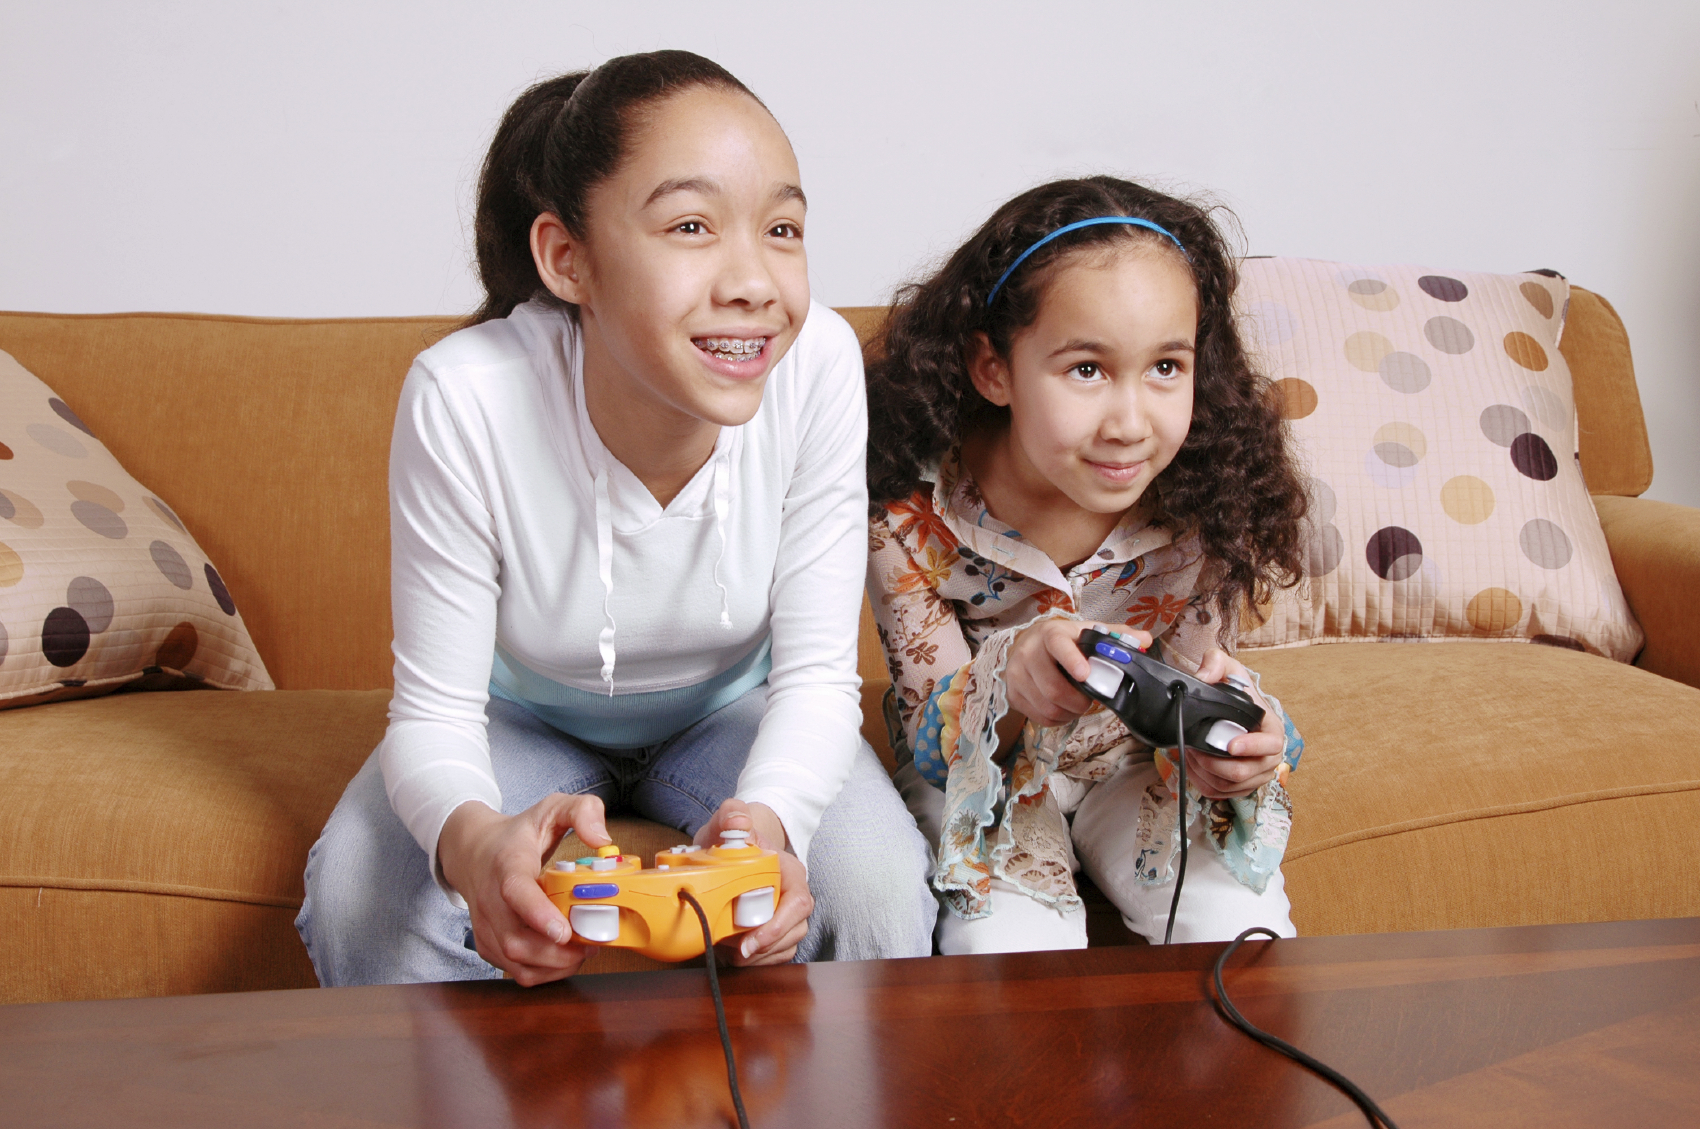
[1184,648,1285,799]
[694,799,813,966]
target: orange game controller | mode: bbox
[540,830,782,962]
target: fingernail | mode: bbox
[741,936,757,959]
[550,920,569,944]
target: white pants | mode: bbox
[896,757,1295,954]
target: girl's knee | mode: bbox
[1114,858,1296,945]
[300,758,433,954]
[811,825,930,914]
[936,881,1086,955]
[1189,870,1296,941]
[803,821,934,958]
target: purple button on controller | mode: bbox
[1094,641,1134,664]
[572,883,619,899]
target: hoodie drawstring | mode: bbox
[711,454,732,629]
[593,466,617,695]
[592,447,732,694]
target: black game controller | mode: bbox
[1068,629,1266,757]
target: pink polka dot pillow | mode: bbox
[0,350,273,707]
[1236,258,1643,661]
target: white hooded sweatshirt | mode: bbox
[379,298,867,885]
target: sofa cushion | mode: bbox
[0,689,386,1002]
[0,351,273,708]
[1249,641,1700,935]
[1235,261,1642,662]
[0,688,743,1000]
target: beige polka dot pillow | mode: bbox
[1237,258,1643,661]
[0,350,272,707]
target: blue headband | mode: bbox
[985,216,1187,307]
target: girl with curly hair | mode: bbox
[866,176,1310,951]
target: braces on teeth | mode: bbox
[697,337,766,359]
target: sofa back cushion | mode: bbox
[0,297,1647,690]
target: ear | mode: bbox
[965,332,1014,407]
[530,213,590,305]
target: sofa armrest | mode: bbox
[1593,494,1700,689]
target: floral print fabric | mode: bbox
[867,455,1300,919]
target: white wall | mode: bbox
[3,0,1696,504]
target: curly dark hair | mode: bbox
[866,175,1308,619]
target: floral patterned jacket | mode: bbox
[867,455,1302,920]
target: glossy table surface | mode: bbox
[5,917,1699,1128]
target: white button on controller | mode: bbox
[569,905,621,943]
[1085,657,1126,700]
[1205,719,1248,753]
[733,887,776,928]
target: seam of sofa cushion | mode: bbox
[1285,778,1700,862]
[1240,634,1639,656]
[0,875,299,909]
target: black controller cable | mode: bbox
[1165,684,1397,1128]
[678,888,752,1129]
[1164,683,1190,946]
[1211,928,1400,1129]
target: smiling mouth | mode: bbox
[1088,459,1146,481]
[692,336,769,362]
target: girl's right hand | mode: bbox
[1005,619,1153,726]
[437,793,612,986]
[694,798,813,967]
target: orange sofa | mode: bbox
[2,295,1699,1004]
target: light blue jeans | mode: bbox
[296,686,935,985]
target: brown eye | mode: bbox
[675,221,705,235]
[770,222,801,239]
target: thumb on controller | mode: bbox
[1194,648,1233,684]
[544,791,610,853]
[695,798,755,848]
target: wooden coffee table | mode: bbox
[4,917,1698,1127]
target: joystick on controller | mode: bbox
[540,832,782,962]
[1067,629,1265,757]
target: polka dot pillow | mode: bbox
[0,350,272,707]
[1236,258,1643,661]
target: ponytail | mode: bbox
[467,51,759,326]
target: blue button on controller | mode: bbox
[572,883,619,899]
[1095,641,1134,664]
